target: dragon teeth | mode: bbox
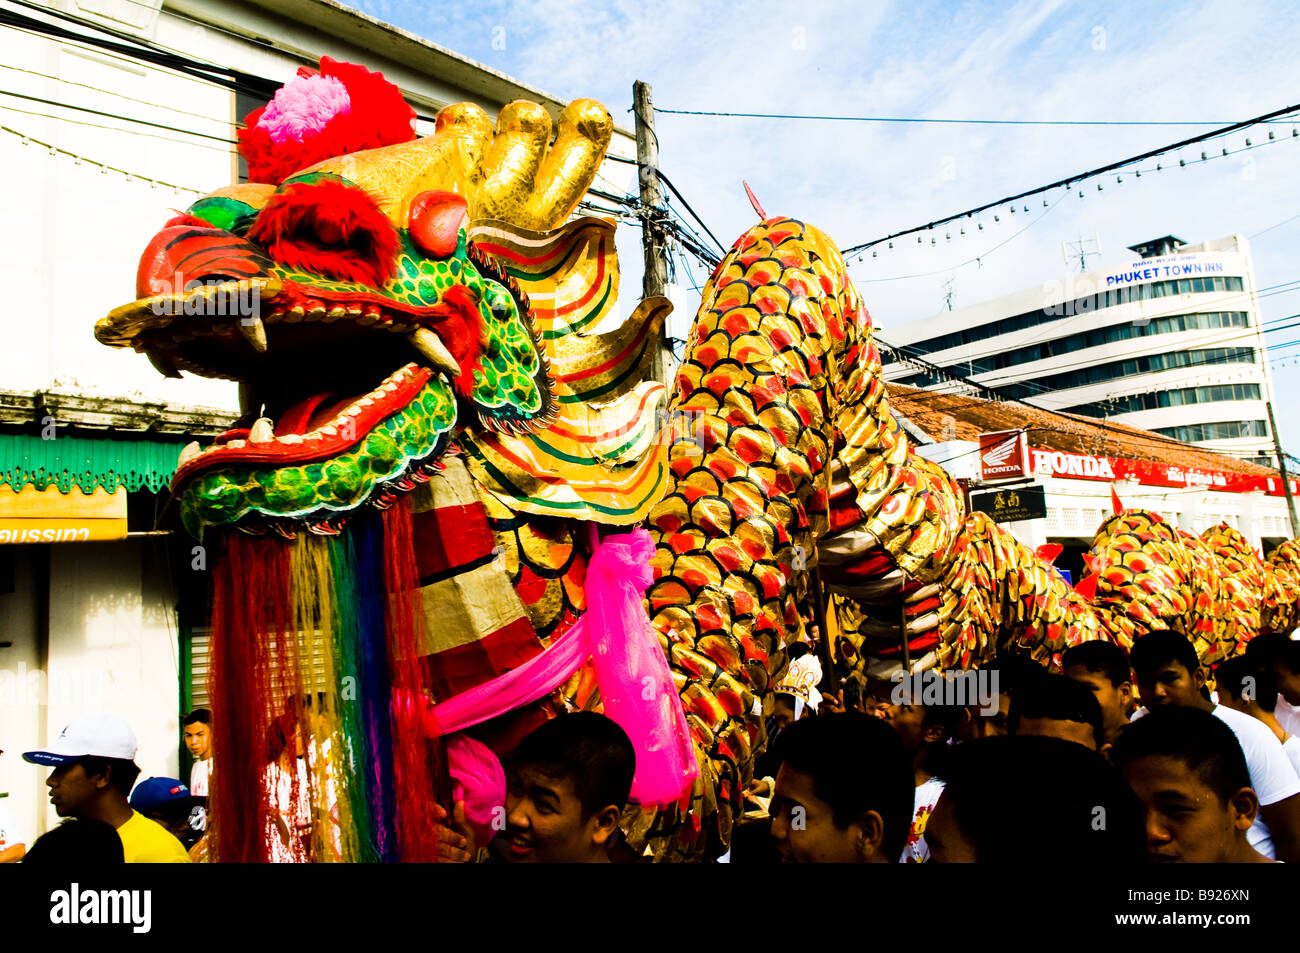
[238,316,268,353]
[408,328,460,376]
[248,417,275,443]
[178,441,201,466]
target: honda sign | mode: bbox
[978,430,1031,481]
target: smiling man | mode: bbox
[1111,707,1274,863]
[24,714,190,864]
[767,712,913,863]
[499,712,634,864]
[1129,630,1300,862]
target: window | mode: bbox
[1151,420,1269,442]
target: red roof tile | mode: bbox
[887,384,1279,479]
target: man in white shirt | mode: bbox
[1215,655,1300,777]
[1129,630,1300,862]
[183,709,213,797]
[1246,632,1300,737]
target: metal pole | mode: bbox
[632,80,671,387]
[1267,398,1299,536]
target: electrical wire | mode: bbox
[892,279,1300,376]
[1,122,204,191]
[0,104,234,154]
[652,167,726,255]
[0,87,237,143]
[653,106,1245,127]
[838,101,1300,256]
[0,62,241,127]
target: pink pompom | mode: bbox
[258,74,351,145]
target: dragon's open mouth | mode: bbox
[98,277,466,486]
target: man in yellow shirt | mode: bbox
[24,714,191,863]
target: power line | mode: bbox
[0,87,237,143]
[0,62,241,128]
[653,106,1244,127]
[0,102,235,153]
[949,312,1299,393]
[652,167,726,255]
[839,100,1300,256]
[888,278,1300,375]
[1,123,203,192]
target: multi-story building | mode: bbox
[882,234,1278,465]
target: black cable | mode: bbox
[653,106,1241,127]
[840,101,1300,256]
[652,168,727,255]
[0,87,237,143]
[0,6,281,100]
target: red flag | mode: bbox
[1111,485,1124,515]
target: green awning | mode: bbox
[0,432,188,494]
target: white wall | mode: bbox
[0,22,238,411]
[40,539,179,836]
[0,548,43,847]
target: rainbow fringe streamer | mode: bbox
[208,497,440,863]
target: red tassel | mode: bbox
[380,498,443,861]
[209,534,294,863]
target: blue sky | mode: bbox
[344,0,1300,453]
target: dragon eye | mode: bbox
[408,190,468,259]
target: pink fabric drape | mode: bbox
[396,526,698,808]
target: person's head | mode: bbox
[1063,640,1135,744]
[768,712,913,863]
[772,693,800,733]
[926,735,1145,864]
[130,777,202,847]
[876,686,962,758]
[22,714,140,820]
[963,655,1037,739]
[44,758,141,819]
[1110,707,1260,863]
[1129,630,1204,709]
[183,709,212,760]
[22,819,124,865]
[1214,656,1277,716]
[502,712,635,863]
[1009,671,1105,750]
[1246,632,1300,707]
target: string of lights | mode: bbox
[652,106,1245,127]
[838,101,1300,257]
[1,122,204,193]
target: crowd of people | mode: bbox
[5,629,1300,864]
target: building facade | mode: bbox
[883,234,1278,465]
[891,385,1298,584]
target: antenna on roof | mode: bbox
[1062,233,1102,273]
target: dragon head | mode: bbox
[96,62,662,537]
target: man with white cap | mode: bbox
[23,713,191,863]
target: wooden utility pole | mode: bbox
[1267,398,1299,535]
[633,81,671,386]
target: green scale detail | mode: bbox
[178,377,458,537]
